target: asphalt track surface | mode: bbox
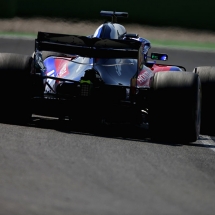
[0,38,215,215]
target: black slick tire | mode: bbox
[149,72,201,143]
[193,66,215,134]
[0,53,32,124]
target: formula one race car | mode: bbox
[1,10,213,142]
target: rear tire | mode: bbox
[193,66,215,134]
[149,72,201,142]
[0,53,32,124]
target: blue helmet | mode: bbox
[93,23,126,39]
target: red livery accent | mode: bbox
[151,64,173,72]
[55,59,69,78]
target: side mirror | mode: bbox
[151,52,168,61]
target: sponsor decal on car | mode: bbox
[137,66,153,87]
[55,59,69,78]
[59,64,69,78]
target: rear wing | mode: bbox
[35,32,142,59]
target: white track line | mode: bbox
[198,135,215,153]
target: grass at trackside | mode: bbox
[150,39,215,51]
[0,32,36,39]
[0,32,215,52]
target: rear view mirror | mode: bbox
[151,53,168,61]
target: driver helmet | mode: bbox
[93,23,118,39]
